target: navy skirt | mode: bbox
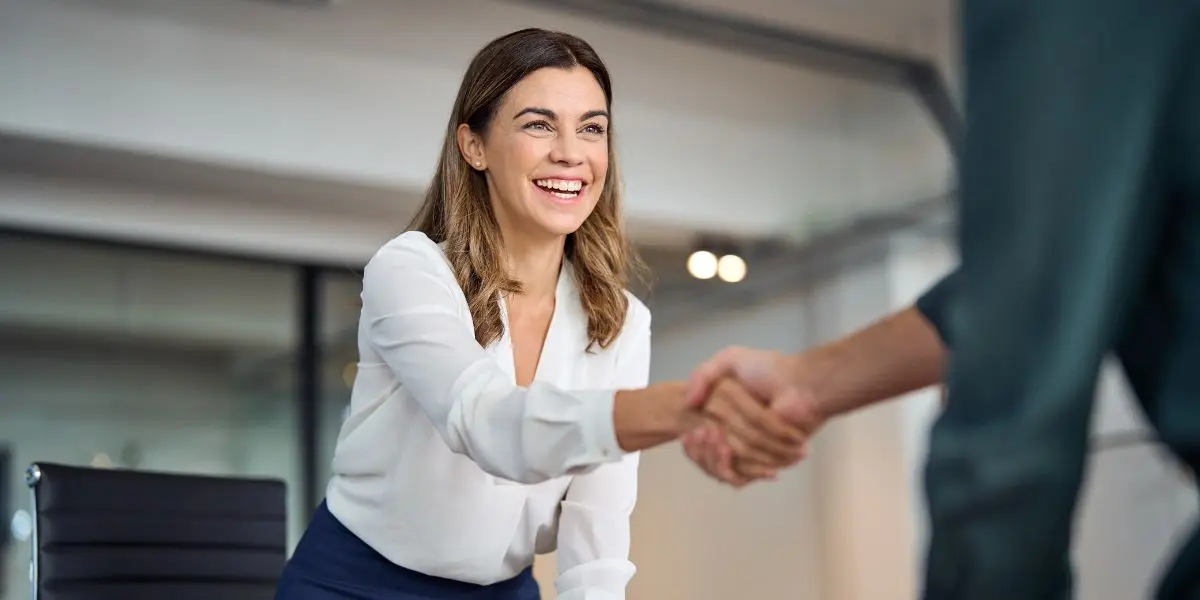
[275,501,541,600]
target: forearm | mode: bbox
[789,306,946,419]
[612,382,700,452]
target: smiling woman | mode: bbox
[273,27,806,600]
[413,29,631,354]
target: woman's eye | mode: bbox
[525,121,552,132]
[582,123,607,135]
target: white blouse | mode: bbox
[324,231,649,600]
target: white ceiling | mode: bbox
[118,0,947,61]
[0,0,955,261]
[661,0,951,59]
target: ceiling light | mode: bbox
[686,250,718,279]
[717,254,746,283]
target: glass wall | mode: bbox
[315,270,364,507]
[0,232,311,600]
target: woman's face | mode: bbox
[460,66,610,242]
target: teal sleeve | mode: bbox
[913,270,958,349]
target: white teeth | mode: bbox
[535,179,583,193]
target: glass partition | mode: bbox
[0,233,303,598]
[315,269,364,510]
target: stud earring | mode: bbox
[474,161,482,168]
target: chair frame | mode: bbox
[25,463,42,600]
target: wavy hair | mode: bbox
[408,28,644,351]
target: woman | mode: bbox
[275,28,804,600]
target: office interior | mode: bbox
[1,1,1196,599]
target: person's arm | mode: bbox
[789,301,949,421]
[680,299,950,485]
[361,234,683,484]
[553,302,650,600]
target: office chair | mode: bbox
[25,462,288,600]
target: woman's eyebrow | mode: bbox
[514,107,556,120]
[513,107,609,121]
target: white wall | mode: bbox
[1074,367,1199,599]
[632,291,832,600]
[809,257,920,600]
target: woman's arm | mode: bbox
[554,300,649,600]
[363,234,640,484]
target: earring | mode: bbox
[474,161,482,168]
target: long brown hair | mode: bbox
[408,28,644,351]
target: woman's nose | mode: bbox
[549,134,585,165]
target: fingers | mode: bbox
[682,428,719,477]
[731,456,779,481]
[704,379,805,466]
[682,426,746,486]
[682,429,717,479]
[684,347,743,408]
[734,442,808,477]
[682,426,777,487]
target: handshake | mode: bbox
[615,346,831,487]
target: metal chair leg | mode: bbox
[26,464,41,600]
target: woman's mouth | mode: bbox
[532,178,585,203]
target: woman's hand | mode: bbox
[683,424,808,487]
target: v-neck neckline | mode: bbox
[498,260,572,388]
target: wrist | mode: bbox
[612,382,694,452]
[784,349,840,421]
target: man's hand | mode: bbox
[680,307,947,486]
[682,346,827,486]
[698,376,807,471]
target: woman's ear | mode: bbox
[456,123,486,170]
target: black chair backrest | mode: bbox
[27,462,287,600]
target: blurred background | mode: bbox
[0,0,1195,599]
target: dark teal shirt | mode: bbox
[913,1,1200,598]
